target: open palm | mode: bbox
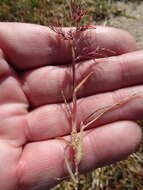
[0,23,142,190]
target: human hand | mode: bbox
[0,23,142,190]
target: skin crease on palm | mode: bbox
[0,22,142,190]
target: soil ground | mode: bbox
[108,1,143,49]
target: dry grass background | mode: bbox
[0,0,128,24]
[0,0,143,189]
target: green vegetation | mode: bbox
[0,0,125,24]
[0,0,142,24]
[0,0,142,190]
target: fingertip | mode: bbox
[95,26,137,54]
[80,120,142,172]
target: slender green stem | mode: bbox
[70,40,77,134]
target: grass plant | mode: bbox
[48,0,142,189]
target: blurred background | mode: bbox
[0,0,142,189]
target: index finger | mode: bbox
[0,23,136,70]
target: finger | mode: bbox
[0,54,28,111]
[0,23,136,70]
[18,121,141,190]
[22,50,143,107]
[26,85,143,141]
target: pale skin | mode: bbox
[0,22,142,190]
